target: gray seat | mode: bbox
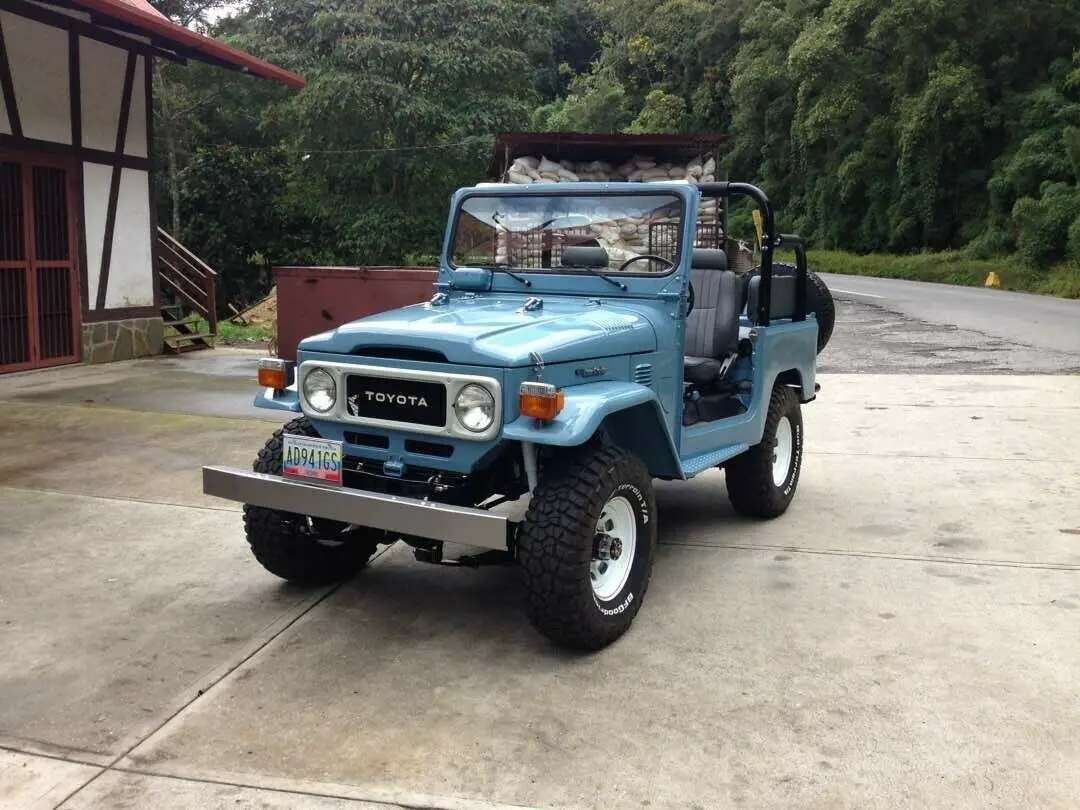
[746,272,797,321]
[683,248,743,386]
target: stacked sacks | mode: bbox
[504,154,716,186]
[500,153,722,266]
[506,155,582,183]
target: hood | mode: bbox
[298,294,659,366]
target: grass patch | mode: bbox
[163,317,274,343]
[803,249,1080,299]
[215,320,274,342]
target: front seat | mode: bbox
[683,248,744,386]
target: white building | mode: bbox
[0,0,302,373]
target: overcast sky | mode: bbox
[205,1,245,24]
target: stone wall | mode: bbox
[81,317,165,364]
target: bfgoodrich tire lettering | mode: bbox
[725,384,804,518]
[517,445,657,651]
[242,416,384,586]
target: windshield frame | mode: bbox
[444,185,691,281]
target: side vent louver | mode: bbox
[633,363,653,386]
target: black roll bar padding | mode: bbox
[697,182,777,326]
[776,234,808,322]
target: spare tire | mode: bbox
[745,261,835,354]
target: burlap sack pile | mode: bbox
[503,154,717,185]
[493,154,721,267]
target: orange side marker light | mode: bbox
[519,381,565,421]
[257,357,289,390]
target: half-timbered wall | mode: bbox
[0,1,162,370]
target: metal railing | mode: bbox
[156,227,217,345]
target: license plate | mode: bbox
[282,434,343,486]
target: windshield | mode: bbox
[450,191,685,275]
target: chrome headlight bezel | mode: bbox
[453,383,496,433]
[302,367,337,413]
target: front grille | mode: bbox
[405,439,454,458]
[344,430,390,449]
[344,374,446,426]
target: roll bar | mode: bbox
[697,182,807,327]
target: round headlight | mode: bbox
[303,368,336,413]
[454,384,495,433]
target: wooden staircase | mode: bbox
[157,227,218,353]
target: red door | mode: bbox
[0,153,81,373]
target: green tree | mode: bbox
[238,0,549,261]
[153,0,1080,289]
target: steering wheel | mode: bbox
[614,254,690,313]
[616,254,676,273]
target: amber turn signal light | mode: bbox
[519,381,565,421]
[257,358,290,390]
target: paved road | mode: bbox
[818,273,1080,375]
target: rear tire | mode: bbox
[725,384,803,518]
[517,444,657,651]
[242,417,385,586]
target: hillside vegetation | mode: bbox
[152,0,1080,305]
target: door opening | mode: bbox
[0,154,81,373]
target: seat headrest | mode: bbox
[691,248,728,271]
[562,245,609,268]
[746,273,797,321]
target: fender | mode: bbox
[503,381,684,479]
[254,386,302,413]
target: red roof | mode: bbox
[108,0,169,19]
[70,0,305,88]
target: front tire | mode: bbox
[242,417,385,586]
[517,444,657,651]
[725,384,804,518]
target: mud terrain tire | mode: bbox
[242,416,384,586]
[517,444,657,651]
[725,384,804,519]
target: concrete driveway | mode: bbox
[1,349,1079,809]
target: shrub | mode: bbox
[1012,182,1080,267]
[1068,214,1080,266]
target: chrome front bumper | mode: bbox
[202,466,509,551]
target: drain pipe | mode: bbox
[521,441,539,494]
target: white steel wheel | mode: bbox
[591,495,637,602]
[517,444,657,650]
[772,415,794,487]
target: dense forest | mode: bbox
[150,0,1080,307]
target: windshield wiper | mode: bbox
[567,264,627,291]
[479,265,532,286]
